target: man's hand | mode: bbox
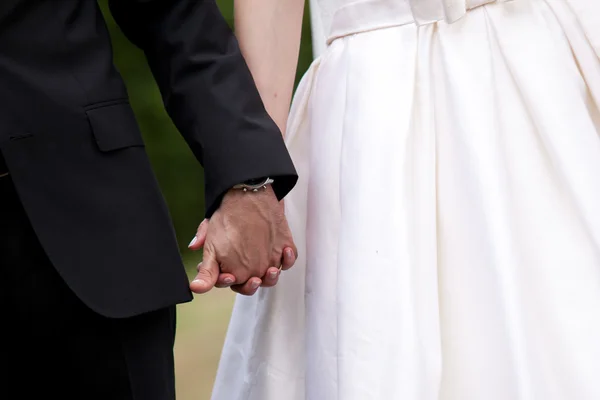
[188,186,297,296]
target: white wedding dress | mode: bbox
[211,1,600,399]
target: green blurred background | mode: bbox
[99,1,314,399]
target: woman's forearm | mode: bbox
[234,0,306,135]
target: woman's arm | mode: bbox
[234,0,306,134]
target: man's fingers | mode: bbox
[261,267,281,288]
[261,246,295,287]
[188,219,209,251]
[230,277,262,296]
[215,273,236,288]
[281,247,296,271]
[190,255,219,294]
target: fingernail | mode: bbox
[286,248,294,258]
[224,277,234,285]
[269,271,278,279]
[251,280,260,290]
[192,279,204,286]
[188,236,198,248]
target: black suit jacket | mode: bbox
[0,0,297,318]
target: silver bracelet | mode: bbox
[232,177,274,192]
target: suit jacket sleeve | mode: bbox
[108,0,298,217]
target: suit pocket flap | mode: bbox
[86,101,145,152]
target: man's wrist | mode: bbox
[232,177,274,192]
[221,183,279,212]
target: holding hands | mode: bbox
[188,185,297,296]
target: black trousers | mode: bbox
[0,173,177,399]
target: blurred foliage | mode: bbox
[98,0,313,260]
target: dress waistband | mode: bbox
[327,0,513,45]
